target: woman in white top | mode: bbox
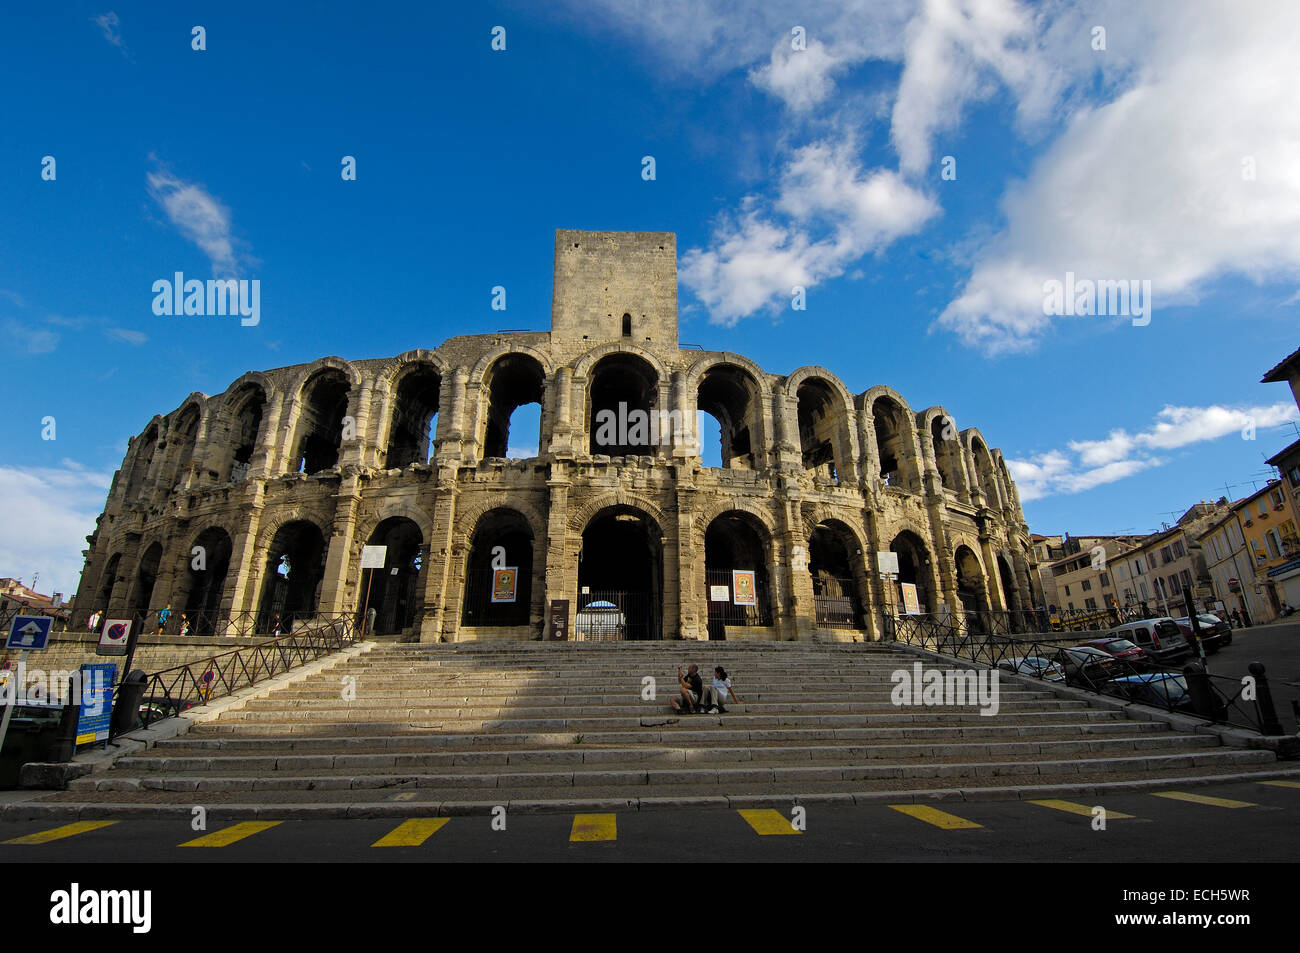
[702,666,741,713]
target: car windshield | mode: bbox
[1107,640,1137,651]
[1197,615,1221,624]
[1155,620,1182,639]
[1149,675,1189,704]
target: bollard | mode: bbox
[110,669,148,739]
[1248,661,1285,736]
[1182,662,1227,721]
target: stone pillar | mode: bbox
[341,378,372,470]
[224,493,266,633]
[319,476,363,617]
[543,467,573,639]
[978,536,1005,611]
[778,494,815,639]
[441,368,469,462]
[671,371,698,461]
[277,395,302,475]
[369,378,393,469]
[250,393,283,478]
[420,475,459,642]
[675,482,702,640]
[772,393,802,469]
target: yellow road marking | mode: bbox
[737,809,802,835]
[372,818,449,847]
[3,821,118,845]
[392,793,416,801]
[569,813,616,842]
[1259,780,1300,789]
[888,804,982,829]
[1151,791,1255,809]
[1027,799,1134,819]
[179,821,282,847]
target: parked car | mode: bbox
[1099,617,1190,664]
[1108,673,1196,713]
[1078,637,1151,670]
[574,600,624,641]
[1173,614,1232,654]
[1056,646,1126,687]
[995,655,1065,681]
[137,695,198,726]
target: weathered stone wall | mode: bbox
[73,230,1038,645]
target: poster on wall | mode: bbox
[491,568,518,603]
[900,583,922,615]
[732,570,757,606]
[709,585,730,602]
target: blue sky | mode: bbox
[2,1,1298,597]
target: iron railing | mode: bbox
[812,574,865,630]
[135,615,360,729]
[887,611,1284,736]
[704,569,773,627]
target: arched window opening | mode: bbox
[95,553,122,613]
[704,512,773,639]
[257,521,327,633]
[167,406,201,491]
[873,397,915,490]
[797,380,840,481]
[124,427,159,501]
[955,545,989,630]
[386,365,442,468]
[808,522,866,630]
[588,354,660,457]
[292,370,351,474]
[971,439,1001,510]
[129,542,164,624]
[483,354,545,459]
[621,313,632,337]
[226,387,265,483]
[697,364,758,470]
[997,554,1020,614]
[931,416,960,491]
[461,509,534,627]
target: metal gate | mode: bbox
[575,591,655,641]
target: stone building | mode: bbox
[73,230,1037,643]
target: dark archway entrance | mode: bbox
[955,545,988,632]
[257,521,327,632]
[890,530,935,614]
[461,509,534,628]
[363,518,425,635]
[577,507,663,640]
[808,521,866,630]
[386,366,441,468]
[997,555,1020,613]
[703,512,773,640]
[130,543,163,624]
[183,528,233,635]
[588,354,660,457]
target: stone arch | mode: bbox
[460,507,536,628]
[162,397,205,492]
[92,552,123,614]
[570,340,670,383]
[284,355,362,394]
[585,351,663,457]
[865,387,921,492]
[567,491,670,538]
[214,380,269,483]
[953,544,989,618]
[128,541,165,621]
[702,509,776,638]
[357,502,436,551]
[255,518,330,632]
[467,342,555,385]
[806,517,869,630]
[920,406,966,497]
[964,429,1003,510]
[122,419,163,502]
[692,497,779,538]
[380,359,443,468]
[693,361,765,470]
[790,371,857,482]
[576,502,665,641]
[360,516,426,635]
[178,526,235,634]
[288,365,354,473]
[477,351,546,460]
[889,528,937,614]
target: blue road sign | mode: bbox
[5,615,53,650]
[75,663,117,745]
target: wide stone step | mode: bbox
[73,749,1276,794]
[107,734,1223,775]
[157,719,1175,752]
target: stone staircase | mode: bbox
[43,641,1287,815]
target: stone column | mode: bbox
[223,492,266,633]
[249,393,283,478]
[341,378,372,470]
[979,536,1005,611]
[420,475,459,642]
[675,482,702,640]
[319,475,363,617]
[543,466,573,639]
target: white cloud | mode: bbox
[1008,401,1300,501]
[937,1,1300,353]
[750,39,847,113]
[682,141,939,323]
[105,327,149,346]
[92,12,124,50]
[0,463,113,599]
[147,167,242,276]
[3,319,59,354]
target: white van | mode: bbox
[1101,617,1189,663]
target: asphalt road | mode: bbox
[1192,620,1300,732]
[3,779,1298,863]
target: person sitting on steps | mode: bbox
[670,664,703,713]
[701,666,740,714]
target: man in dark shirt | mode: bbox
[671,664,703,713]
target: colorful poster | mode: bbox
[491,568,518,603]
[900,582,921,615]
[732,570,757,606]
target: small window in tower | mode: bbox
[622,313,632,337]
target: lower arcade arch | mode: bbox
[461,509,534,628]
[361,517,425,635]
[257,521,328,632]
[808,521,867,630]
[576,506,663,640]
[702,511,774,640]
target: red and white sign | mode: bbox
[98,618,132,655]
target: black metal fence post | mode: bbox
[1248,661,1285,736]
